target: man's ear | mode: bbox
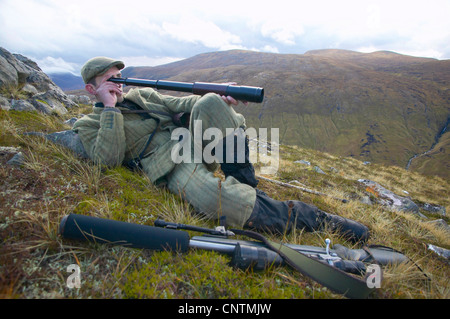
[85,84,96,95]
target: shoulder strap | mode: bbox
[232,229,373,299]
[118,99,183,119]
[118,100,189,127]
[120,108,173,117]
[117,100,162,170]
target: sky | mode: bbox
[1,0,449,76]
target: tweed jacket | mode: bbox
[73,88,200,184]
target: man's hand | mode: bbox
[219,82,249,106]
[94,81,123,107]
[220,95,249,106]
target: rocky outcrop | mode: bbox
[356,179,447,222]
[67,94,91,105]
[0,47,77,114]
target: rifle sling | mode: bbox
[232,229,373,299]
[120,109,173,117]
[117,101,187,169]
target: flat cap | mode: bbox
[81,57,125,84]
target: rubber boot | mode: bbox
[244,190,370,244]
[316,210,370,244]
[216,128,259,188]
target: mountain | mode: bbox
[49,72,85,91]
[121,49,450,179]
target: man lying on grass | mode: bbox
[72,56,370,244]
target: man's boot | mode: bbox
[216,128,259,188]
[316,210,370,244]
[244,190,370,244]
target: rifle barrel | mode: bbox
[108,77,264,103]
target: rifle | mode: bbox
[154,220,407,273]
[108,77,264,103]
[59,214,408,298]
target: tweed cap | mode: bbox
[81,57,125,84]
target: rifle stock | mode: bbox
[108,77,264,103]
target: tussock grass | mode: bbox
[0,108,449,299]
[0,83,28,100]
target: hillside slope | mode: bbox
[123,49,450,179]
[1,108,449,299]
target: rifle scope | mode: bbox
[108,77,264,103]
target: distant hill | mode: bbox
[121,49,449,179]
[49,72,85,91]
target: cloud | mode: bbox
[0,0,449,76]
[161,15,244,50]
[119,56,184,68]
[260,45,280,54]
[31,56,79,75]
[259,19,305,46]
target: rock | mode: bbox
[6,151,25,166]
[78,95,91,104]
[0,47,77,115]
[360,195,373,206]
[427,244,450,259]
[358,179,424,217]
[22,84,38,95]
[329,166,339,173]
[1,146,25,167]
[31,90,69,114]
[64,117,79,127]
[25,130,89,159]
[31,98,53,114]
[11,99,35,112]
[0,96,11,110]
[294,160,311,165]
[313,166,326,174]
[420,203,446,217]
[0,47,30,87]
[0,146,20,154]
[68,94,91,105]
[425,219,450,233]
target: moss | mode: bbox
[35,99,49,105]
[119,250,324,299]
[0,109,67,141]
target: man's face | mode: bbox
[87,66,124,103]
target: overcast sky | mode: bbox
[1,0,449,75]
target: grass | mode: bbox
[0,83,29,100]
[0,107,449,300]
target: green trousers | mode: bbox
[166,93,257,228]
